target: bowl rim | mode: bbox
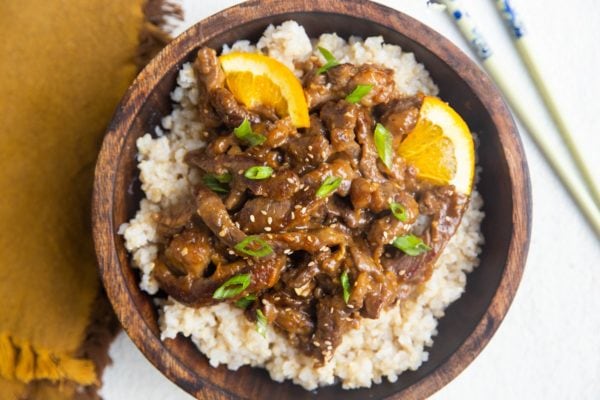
[92,0,531,398]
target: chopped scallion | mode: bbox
[317,47,340,74]
[234,236,273,257]
[234,119,266,146]
[244,166,274,180]
[316,176,342,198]
[392,234,431,256]
[203,173,231,193]
[212,273,251,299]
[345,84,373,104]
[256,309,267,337]
[374,123,393,169]
[390,202,408,222]
[340,271,351,304]
[234,294,257,309]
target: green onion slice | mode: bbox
[316,176,342,198]
[212,273,251,300]
[374,123,393,169]
[340,271,351,304]
[256,309,268,337]
[244,166,274,180]
[203,173,231,193]
[392,234,431,256]
[317,46,340,74]
[234,119,266,146]
[345,84,373,104]
[234,236,273,257]
[390,202,408,222]
[234,294,257,309]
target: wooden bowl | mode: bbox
[93,0,531,398]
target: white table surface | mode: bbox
[100,1,600,398]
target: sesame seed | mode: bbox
[330,307,334,313]
[267,216,273,225]
[301,207,307,213]
[235,222,241,228]
[284,249,293,255]
[264,226,272,232]
[250,214,256,222]
[218,229,226,237]
[291,211,296,219]
[228,250,235,255]
[261,210,268,215]
[238,169,244,174]
[308,261,315,267]
[308,145,313,150]
[320,246,328,252]
[287,177,295,184]
[384,252,391,258]
[347,304,354,309]
[181,247,189,256]
[313,341,321,347]
[294,204,302,210]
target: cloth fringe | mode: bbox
[0,334,16,379]
[0,333,96,386]
[137,0,184,68]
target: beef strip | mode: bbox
[193,48,224,129]
[382,186,468,286]
[285,132,332,169]
[327,63,358,93]
[346,64,397,107]
[195,184,246,247]
[154,198,196,238]
[236,197,293,234]
[210,87,260,127]
[194,47,260,129]
[303,69,335,110]
[379,93,424,145]
[320,100,361,161]
[354,106,385,182]
[195,47,225,91]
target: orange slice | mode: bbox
[218,52,310,128]
[398,96,475,194]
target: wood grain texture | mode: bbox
[92,0,532,399]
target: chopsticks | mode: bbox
[434,0,600,238]
[493,0,600,209]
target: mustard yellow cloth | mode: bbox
[0,1,146,398]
